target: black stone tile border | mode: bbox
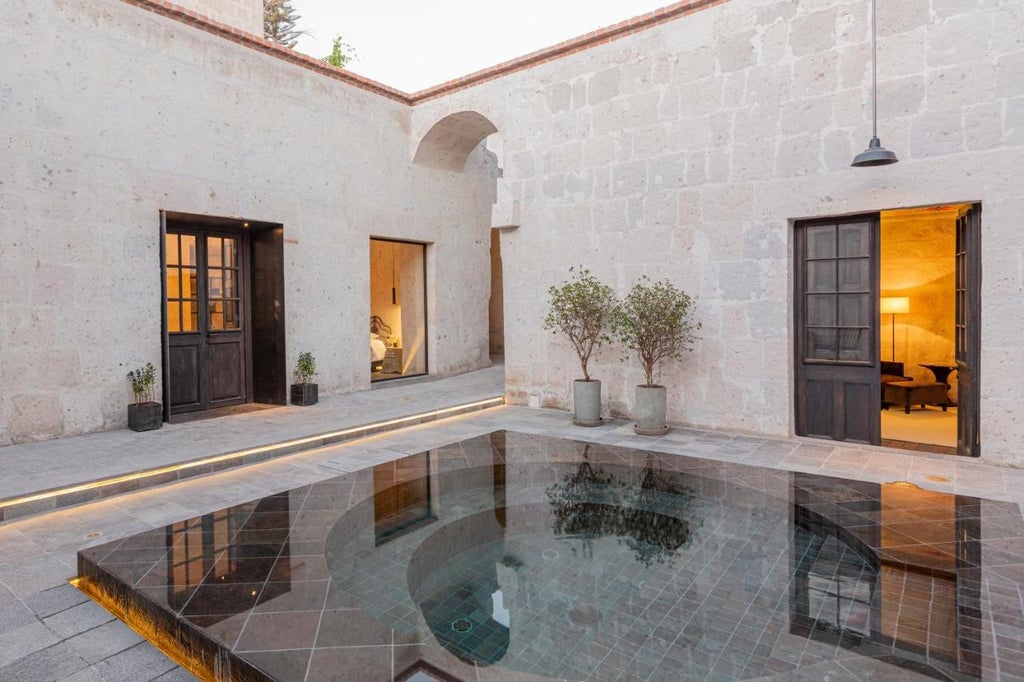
[0,396,504,523]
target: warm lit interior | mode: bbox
[879,205,967,452]
[369,238,427,381]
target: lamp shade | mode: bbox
[880,296,910,314]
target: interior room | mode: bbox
[878,206,964,453]
[369,238,427,382]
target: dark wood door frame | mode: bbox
[955,204,981,457]
[794,214,881,445]
[160,212,286,420]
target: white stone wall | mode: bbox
[412,0,1024,464]
[172,0,263,35]
[0,0,495,444]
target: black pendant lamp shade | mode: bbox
[852,0,898,167]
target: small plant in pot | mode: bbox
[126,362,162,432]
[291,351,319,406]
[611,277,699,435]
[544,266,618,426]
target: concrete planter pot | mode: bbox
[634,385,668,435]
[127,402,162,432]
[572,380,603,426]
[291,383,318,406]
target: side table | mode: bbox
[383,347,403,374]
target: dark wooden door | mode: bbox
[795,216,880,444]
[955,206,980,457]
[165,229,249,414]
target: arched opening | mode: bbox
[412,111,498,172]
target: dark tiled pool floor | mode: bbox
[77,431,1024,681]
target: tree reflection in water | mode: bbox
[546,447,695,567]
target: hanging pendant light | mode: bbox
[852,0,898,167]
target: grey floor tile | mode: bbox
[43,599,115,640]
[66,619,145,665]
[92,642,177,682]
[0,621,61,668]
[22,582,90,618]
[0,642,90,681]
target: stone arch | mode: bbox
[413,111,499,172]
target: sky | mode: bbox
[291,1,672,92]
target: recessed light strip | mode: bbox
[0,396,504,519]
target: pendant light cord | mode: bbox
[871,0,878,138]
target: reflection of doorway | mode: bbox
[162,213,286,419]
[369,238,427,382]
[793,204,980,456]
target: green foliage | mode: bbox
[126,362,157,404]
[611,276,700,387]
[263,0,307,48]
[543,267,617,381]
[323,35,357,69]
[293,351,317,384]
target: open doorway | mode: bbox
[793,203,980,456]
[878,206,969,454]
[369,238,427,382]
[489,229,504,360]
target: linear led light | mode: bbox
[0,396,504,512]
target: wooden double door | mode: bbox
[794,208,980,456]
[165,227,250,414]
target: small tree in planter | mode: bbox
[611,277,699,435]
[291,351,318,406]
[544,267,618,426]
[126,362,162,432]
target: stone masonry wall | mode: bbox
[170,0,263,35]
[0,0,495,444]
[412,0,1024,464]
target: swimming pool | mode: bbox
[77,431,1024,681]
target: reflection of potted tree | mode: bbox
[291,351,318,406]
[611,277,699,435]
[126,362,162,432]
[619,456,694,567]
[544,267,618,426]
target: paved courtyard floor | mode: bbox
[1,390,1021,680]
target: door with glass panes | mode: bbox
[165,229,249,414]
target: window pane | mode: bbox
[207,237,223,267]
[838,223,869,257]
[806,329,837,360]
[165,234,180,266]
[182,268,198,299]
[807,261,836,293]
[223,270,236,299]
[167,301,181,333]
[224,238,237,268]
[208,273,223,298]
[225,300,239,329]
[838,293,869,327]
[838,328,869,361]
[180,235,197,267]
[838,258,869,291]
[807,294,836,326]
[182,299,198,332]
[166,269,181,299]
[209,300,224,331]
[806,225,836,259]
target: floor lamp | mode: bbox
[880,297,910,361]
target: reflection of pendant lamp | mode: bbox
[852,0,898,167]
[880,296,910,361]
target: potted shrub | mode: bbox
[126,362,162,432]
[291,351,319,406]
[611,277,699,435]
[544,267,618,426]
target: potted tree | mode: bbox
[611,277,699,435]
[126,362,162,432]
[544,267,618,426]
[291,351,319,406]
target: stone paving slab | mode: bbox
[0,365,505,519]
[0,404,1020,680]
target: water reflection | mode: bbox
[790,474,982,678]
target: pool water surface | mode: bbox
[77,431,1024,681]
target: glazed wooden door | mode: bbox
[165,229,249,414]
[955,206,981,457]
[795,216,880,444]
